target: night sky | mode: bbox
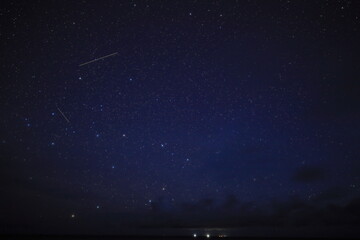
[1,0,360,237]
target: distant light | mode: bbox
[112,165,115,169]
[206,234,210,238]
[193,233,197,237]
[96,205,100,209]
[71,214,75,218]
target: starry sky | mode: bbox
[1,0,360,237]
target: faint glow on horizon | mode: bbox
[206,234,210,238]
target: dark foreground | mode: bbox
[1,236,360,240]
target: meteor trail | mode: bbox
[79,52,118,67]
[57,107,70,123]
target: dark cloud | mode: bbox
[314,187,349,202]
[150,197,176,213]
[292,166,325,183]
[145,194,360,228]
[223,194,238,209]
[345,198,360,216]
[181,198,214,213]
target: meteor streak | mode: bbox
[79,52,118,67]
[57,107,70,123]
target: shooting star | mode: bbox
[57,106,70,123]
[79,52,118,67]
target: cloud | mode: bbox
[144,193,360,229]
[292,166,325,182]
[345,198,360,216]
[223,194,238,209]
[314,187,348,202]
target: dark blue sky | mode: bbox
[1,0,360,237]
